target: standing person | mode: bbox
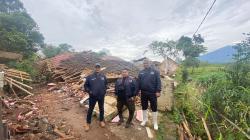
[115,69,137,128]
[138,59,161,130]
[84,63,107,132]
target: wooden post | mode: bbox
[0,71,5,140]
[202,117,212,140]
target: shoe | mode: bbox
[117,119,124,126]
[140,110,148,126]
[152,112,158,130]
[125,123,131,128]
[100,121,105,128]
[85,124,90,132]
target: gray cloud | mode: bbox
[21,0,250,60]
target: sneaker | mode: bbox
[117,120,124,126]
[85,124,90,132]
[100,121,105,128]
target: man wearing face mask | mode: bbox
[115,69,137,128]
[138,59,161,130]
[84,63,107,132]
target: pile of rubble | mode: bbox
[38,52,143,123]
[0,65,76,140]
[39,51,139,83]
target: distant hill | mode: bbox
[199,45,236,64]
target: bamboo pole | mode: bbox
[6,71,30,78]
[5,73,32,81]
[182,122,194,140]
[10,86,18,98]
[5,79,33,95]
[7,69,29,76]
[201,117,212,140]
[5,77,33,89]
[213,110,250,139]
[178,125,184,140]
[193,96,250,140]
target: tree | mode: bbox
[149,40,179,74]
[96,48,111,57]
[177,34,206,72]
[226,33,250,87]
[0,0,25,13]
[58,43,74,53]
[42,43,74,58]
[0,0,44,58]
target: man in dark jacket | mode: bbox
[84,63,107,132]
[115,69,137,128]
[138,59,161,130]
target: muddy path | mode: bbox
[36,89,120,140]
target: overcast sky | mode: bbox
[21,0,250,60]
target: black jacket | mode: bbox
[115,76,137,100]
[84,72,107,98]
[138,67,161,94]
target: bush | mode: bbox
[196,72,226,88]
[202,81,250,139]
[8,53,39,79]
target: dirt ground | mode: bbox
[31,82,177,140]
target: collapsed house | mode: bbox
[38,51,141,122]
[40,51,139,83]
[133,57,179,76]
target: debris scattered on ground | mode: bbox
[145,127,154,139]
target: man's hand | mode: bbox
[128,97,134,102]
[138,90,141,96]
[156,92,161,97]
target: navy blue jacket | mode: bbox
[84,72,107,99]
[138,67,161,94]
[115,76,137,100]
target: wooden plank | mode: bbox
[201,117,212,140]
[5,73,32,82]
[182,122,193,140]
[54,128,67,138]
[146,127,153,139]
[63,71,81,80]
[5,71,30,78]
[6,77,33,89]
[104,96,116,106]
[7,69,29,76]
[5,79,33,95]
[10,86,18,98]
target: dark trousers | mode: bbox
[87,96,104,124]
[141,93,157,112]
[117,98,135,124]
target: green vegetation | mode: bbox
[0,0,75,78]
[172,34,250,139]
[0,0,44,58]
[0,0,44,77]
[42,43,74,58]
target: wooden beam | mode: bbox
[5,79,33,95]
[5,71,30,78]
[5,77,33,89]
[7,69,29,76]
[201,117,212,140]
[10,86,18,98]
[5,73,32,82]
[145,127,153,139]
